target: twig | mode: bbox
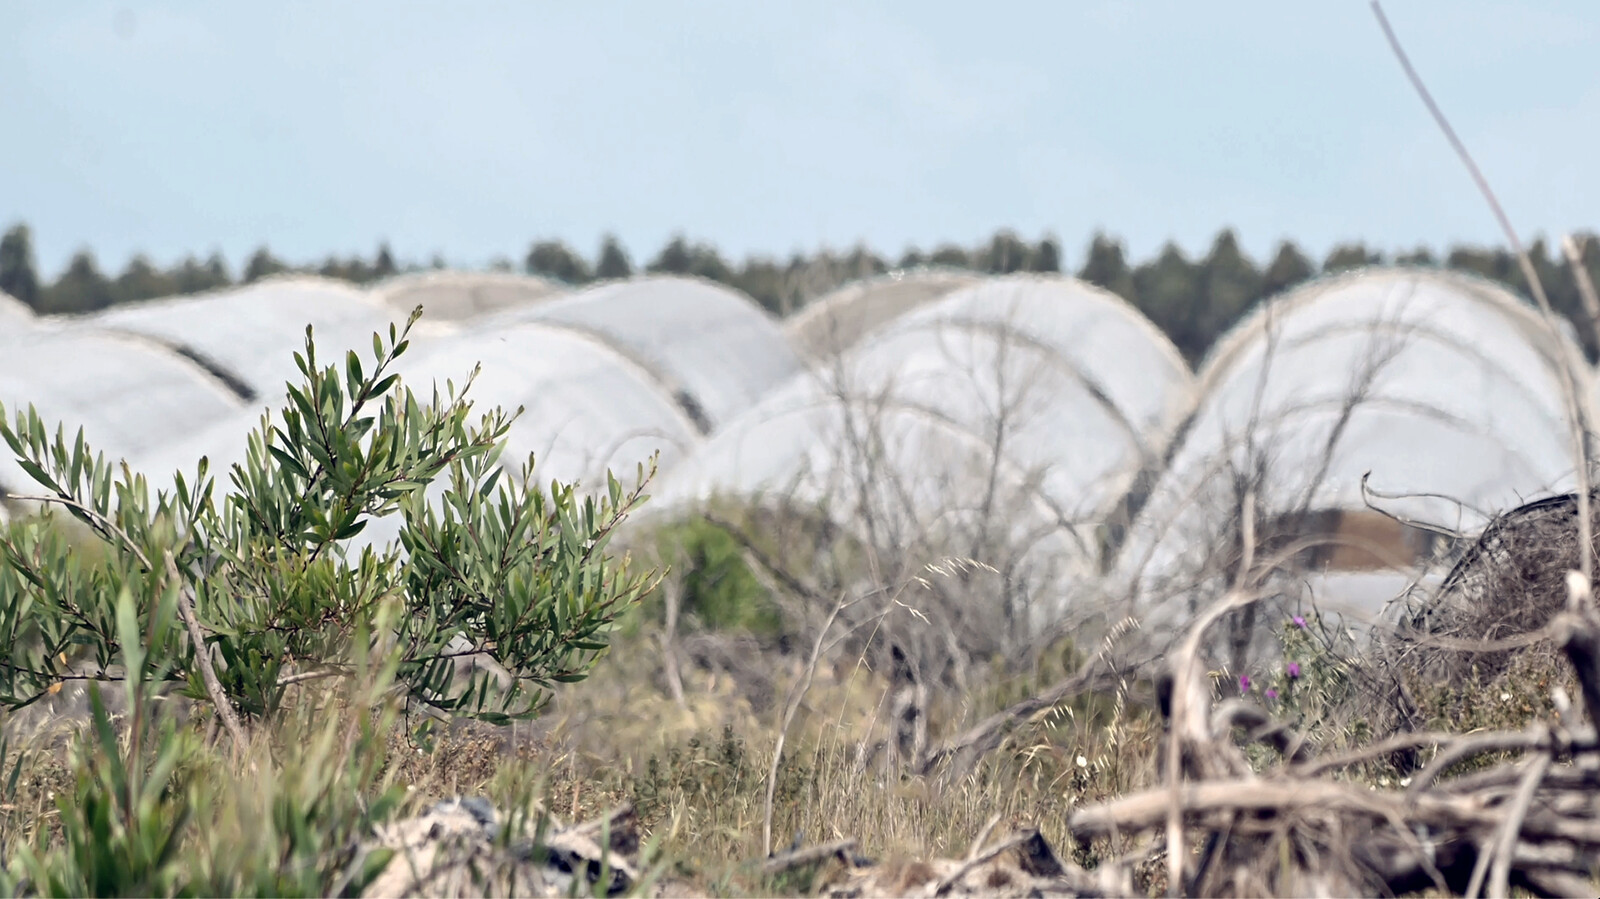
[763,592,851,857]
[965,813,1003,861]
[1160,492,1258,897]
[1373,0,1593,585]
[1561,234,1600,354]
[1406,728,1551,797]
[915,659,1135,775]
[164,551,249,755]
[760,838,858,876]
[10,492,247,751]
[932,830,1031,897]
[659,573,687,709]
[705,511,830,605]
[1556,576,1600,729]
[10,493,156,571]
[1484,751,1551,899]
[1071,778,1474,837]
[275,667,349,688]
[1358,471,1480,539]
[1291,727,1593,780]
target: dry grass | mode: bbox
[516,621,1163,890]
[0,562,1593,898]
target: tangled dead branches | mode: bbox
[1062,572,1600,898]
[1410,490,1600,679]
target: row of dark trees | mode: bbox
[0,226,408,316]
[3,222,1598,362]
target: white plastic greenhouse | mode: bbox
[477,275,803,434]
[5,262,1594,646]
[373,270,568,326]
[656,275,1196,629]
[1114,267,1593,633]
[86,276,400,406]
[0,322,244,499]
[786,268,982,359]
[0,291,30,324]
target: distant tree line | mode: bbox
[0,226,406,316]
[3,222,1598,363]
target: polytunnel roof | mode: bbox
[373,270,567,325]
[335,319,705,551]
[0,324,244,497]
[387,320,699,487]
[0,291,30,324]
[1194,267,1589,516]
[85,276,400,404]
[786,267,982,358]
[475,275,803,434]
[1114,266,1593,624]
[656,274,1194,552]
[137,313,701,495]
[883,275,1196,451]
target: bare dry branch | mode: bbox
[1372,0,1593,586]
[163,550,248,756]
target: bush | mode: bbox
[0,308,659,893]
[647,516,779,638]
[0,307,658,727]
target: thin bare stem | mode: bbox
[1160,493,1258,896]
[1372,0,1593,584]
[762,592,850,858]
[1485,751,1551,899]
[933,830,1032,896]
[10,493,155,572]
[276,667,349,688]
[1562,234,1600,352]
[759,838,858,876]
[659,572,687,710]
[164,551,249,756]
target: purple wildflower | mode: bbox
[1287,662,1301,679]
[1265,688,1279,700]
[1292,615,1306,628]
[1238,674,1251,694]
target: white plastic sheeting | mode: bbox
[478,276,802,434]
[657,275,1196,628]
[1115,267,1592,630]
[0,291,30,325]
[660,275,1193,514]
[0,322,243,497]
[664,275,1193,504]
[86,277,400,405]
[374,271,567,326]
[0,274,767,547]
[137,318,701,528]
[398,321,698,487]
[344,320,700,551]
[786,268,982,358]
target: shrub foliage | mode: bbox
[0,306,658,727]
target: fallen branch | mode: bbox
[932,831,1032,896]
[762,838,859,877]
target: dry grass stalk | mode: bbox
[1371,0,1593,587]
[1560,234,1600,352]
[763,592,853,857]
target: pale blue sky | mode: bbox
[2,2,1596,279]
